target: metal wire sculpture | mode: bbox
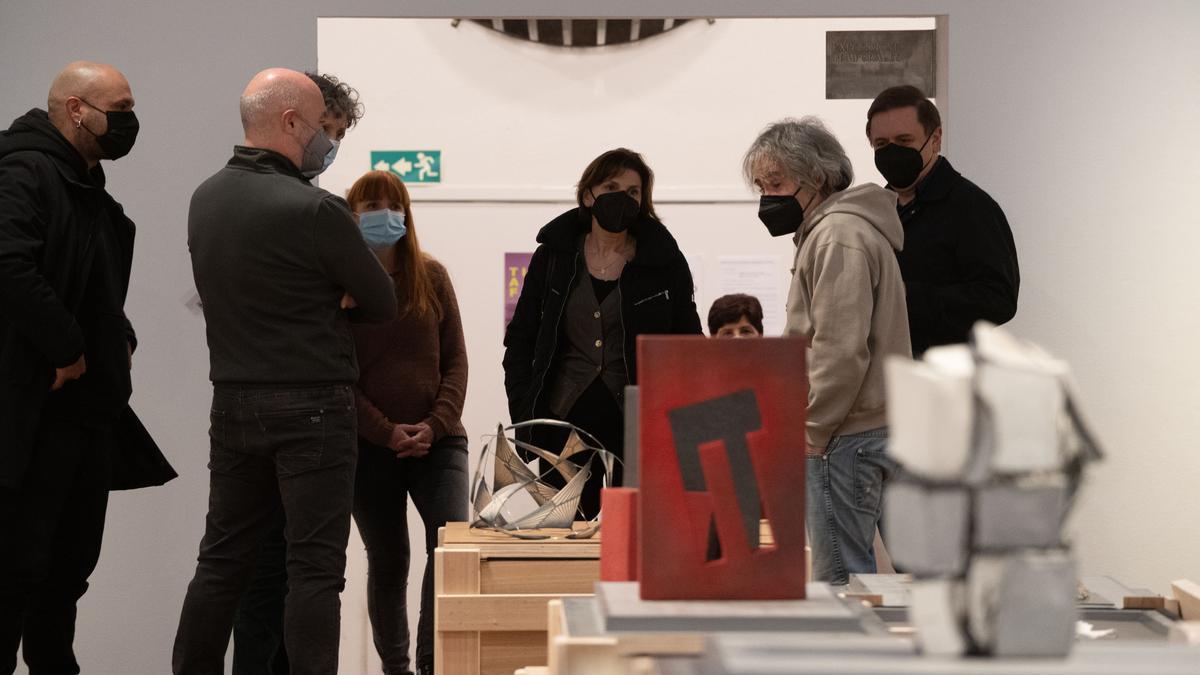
[470,419,618,540]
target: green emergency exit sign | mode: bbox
[371,150,442,184]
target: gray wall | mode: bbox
[2,1,1198,673]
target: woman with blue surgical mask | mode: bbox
[346,170,469,675]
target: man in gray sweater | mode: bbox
[745,117,911,586]
[173,68,395,675]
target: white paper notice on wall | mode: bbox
[717,255,786,336]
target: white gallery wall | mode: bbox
[317,17,936,670]
[0,2,1197,674]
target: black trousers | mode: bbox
[172,384,357,675]
[354,436,469,675]
[536,378,625,519]
[231,509,290,675]
[0,405,111,675]
[232,436,470,675]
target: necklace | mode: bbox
[586,234,632,277]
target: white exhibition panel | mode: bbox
[319,17,935,201]
[319,16,934,672]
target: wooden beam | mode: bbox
[1171,579,1200,621]
[482,559,599,594]
[438,593,590,632]
[436,547,482,674]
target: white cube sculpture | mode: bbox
[885,322,1102,658]
[884,346,974,481]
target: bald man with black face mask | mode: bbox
[0,60,175,674]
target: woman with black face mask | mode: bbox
[502,148,703,516]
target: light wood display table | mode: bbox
[434,522,600,675]
[542,576,1200,675]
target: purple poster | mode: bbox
[504,252,533,327]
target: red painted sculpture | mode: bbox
[637,336,808,600]
[600,487,638,582]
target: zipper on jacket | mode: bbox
[634,289,669,306]
[530,250,579,421]
[618,272,630,391]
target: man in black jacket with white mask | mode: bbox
[867,86,1020,356]
[0,60,174,674]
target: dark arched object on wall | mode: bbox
[466,19,695,47]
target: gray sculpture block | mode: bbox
[884,352,974,481]
[967,552,1077,657]
[623,385,638,487]
[909,579,967,656]
[976,363,1064,474]
[596,581,868,633]
[975,483,1068,549]
[883,481,970,576]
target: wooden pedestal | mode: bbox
[434,522,600,675]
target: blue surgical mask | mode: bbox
[358,209,407,248]
[321,139,340,173]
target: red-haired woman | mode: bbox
[347,170,468,675]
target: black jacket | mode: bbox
[896,157,1020,355]
[502,208,702,424]
[188,146,396,385]
[0,109,175,490]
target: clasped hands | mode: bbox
[389,422,433,459]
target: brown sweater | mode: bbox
[352,257,468,447]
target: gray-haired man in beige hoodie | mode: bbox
[744,116,911,585]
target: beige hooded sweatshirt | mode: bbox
[785,183,912,449]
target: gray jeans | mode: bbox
[805,427,894,585]
[173,384,357,675]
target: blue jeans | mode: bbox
[805,427,894,585]
[173,384,357,675]
[353,436,470,675]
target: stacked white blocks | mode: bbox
[884,323,1102,657]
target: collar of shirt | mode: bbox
[896,155,954,221]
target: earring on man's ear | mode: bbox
[75,119,81,128]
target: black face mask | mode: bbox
[757,185,807,237]
[78,99,139,160]
[874,133,934,189]
[588,189,640,233]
